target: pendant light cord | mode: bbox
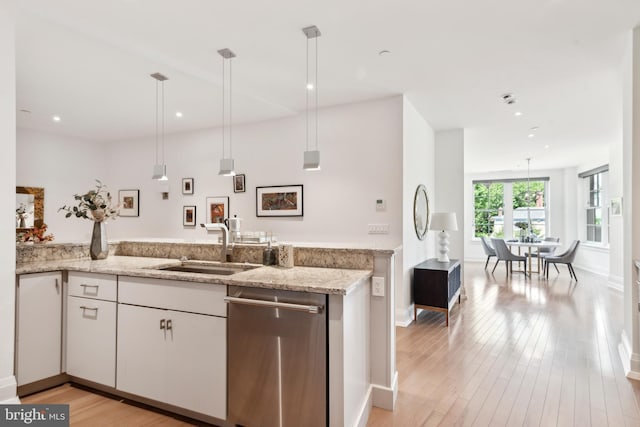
[155,80,159,165]
[222,54,226,159]
[315,33,318,151]
[306,36,309,152]
[161,79,165,165]
[230,57,233,158]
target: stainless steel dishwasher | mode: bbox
[226,285,327,427]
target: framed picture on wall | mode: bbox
[183,205,196,226]
[256,185,303,217]
[182,178,194,195]
[233,174,246,193]
[118,190,140,217]
[206,196,229,223]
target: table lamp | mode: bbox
[429,212,458,263]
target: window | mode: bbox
[473,182,504,238]
[579,165,608,244]
[512,180,546,238]
[473,177,550,240]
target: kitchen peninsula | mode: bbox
[15,240,399,427]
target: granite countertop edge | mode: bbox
[16,256,373,296]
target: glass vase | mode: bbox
[90,221,109,260]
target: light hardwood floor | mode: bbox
[23,262,640,426]
[368,261,640,427]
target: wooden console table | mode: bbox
[413,258,461,326]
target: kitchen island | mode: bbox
[15,241,399,427]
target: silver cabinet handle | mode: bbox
[55,278,59,291]
[166,319,172,330]
[224,296,324,314]
[80,284,99,289]
[160,319,166,330]
[80,306,98,312]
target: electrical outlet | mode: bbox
[368,224,389,234]
[372,276,385,297]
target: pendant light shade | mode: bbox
[303,25,321,171]
[218,48,236,176]
[151,72,168,180]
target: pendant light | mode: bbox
[218,48,236,176]
[303,25,321,171]
[151,72,169,181]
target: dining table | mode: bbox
[504,239,563,276]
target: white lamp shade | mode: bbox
[429,212,458,231]
[152,164,167,180]
[303,150,321,170]
[218,158,236,176]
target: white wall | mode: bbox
[0,0,18,404]
[17,97,404,248]
[435,129,464,261]
[400,96,435,325]
[464,168,567,262]
[17,129,108,242]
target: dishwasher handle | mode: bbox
[224,296,324,314]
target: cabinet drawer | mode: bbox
[118,276,227,317]
[68,272,117,301]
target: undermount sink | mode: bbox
[154,262,259,276]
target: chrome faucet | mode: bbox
[201,223,230,262]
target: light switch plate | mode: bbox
[372,276,385,297]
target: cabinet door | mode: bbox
[67,296,116,386]
[16,272,62,386]
[165,310,226,419]
[116,304,167,402]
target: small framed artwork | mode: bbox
[119,190,140,217]
[233,174,246,193]
[256,185,303,217]
[206,196,229,223]
[183,205,197,226]
[182,178,194,195]
[610,197,622,216]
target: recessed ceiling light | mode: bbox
[378,50,390,56]
[514,111,522,117]
[528,133,535,138]
[544,144,550,149]
[175,111,183,118]
[530,126,539,131]
[306,82,314,90]
[52,115,61,122]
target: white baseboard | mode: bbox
[354,385,373,427]
[608,274,624,292]
[573,264,608,278]
[372,370,398,411]
[0,375,18,404]
[618,331,640,380]
[395,306,413,327]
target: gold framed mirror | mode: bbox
[16,186,44,231]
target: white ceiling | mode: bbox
[15,0,640,173]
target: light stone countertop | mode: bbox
[16,256,372,295]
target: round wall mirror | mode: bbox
[413,184,429,240]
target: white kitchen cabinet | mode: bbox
[16,272,63,386]
[66,296,116,386]
[117,277,227,420]
[66,272,117,387]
